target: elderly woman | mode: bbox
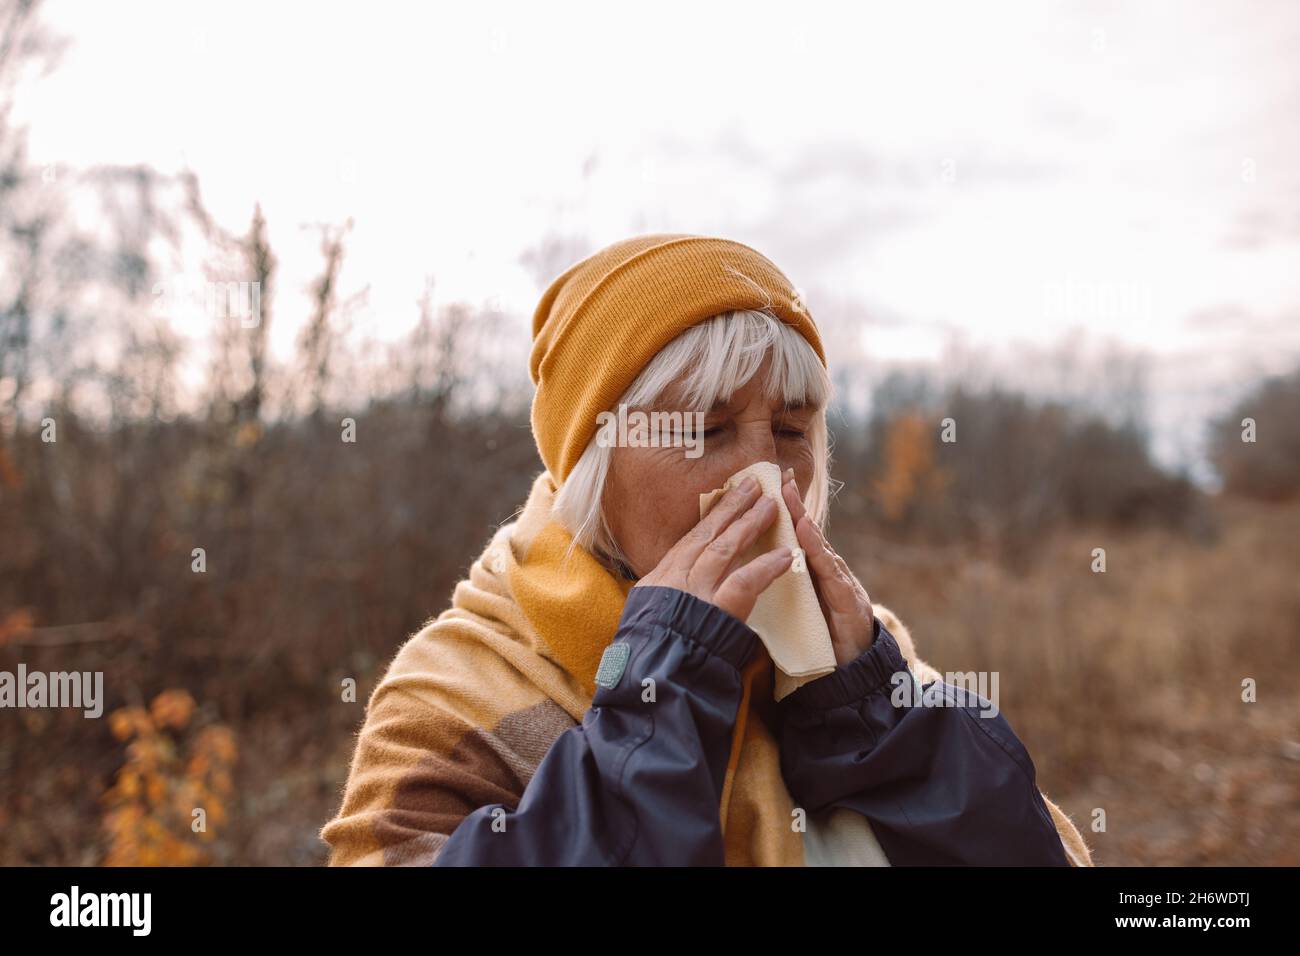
[321,234,1093,866]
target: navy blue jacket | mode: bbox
[433,584,1069,866]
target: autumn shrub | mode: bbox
[101,689,236,866]
[842,381,1204,561]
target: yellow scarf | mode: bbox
[321,471,1092,866]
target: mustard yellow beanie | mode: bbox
[529,233,826,483]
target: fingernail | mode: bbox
[784,467,794,481]
[739,476,758,494]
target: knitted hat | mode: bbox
[529,233,826,483]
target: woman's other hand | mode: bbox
[780,467,875,666]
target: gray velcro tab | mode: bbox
[594,642,631,689]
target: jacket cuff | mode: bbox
[781,618,913,711]
[618,585,760,672]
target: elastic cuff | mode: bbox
[618,585,759,671]
[782,618,912,711]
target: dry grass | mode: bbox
[848,496,1300,865]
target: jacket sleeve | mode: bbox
[777,616,1072,866]
[433,585,757,866]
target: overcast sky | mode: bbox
[16,0,1300,473]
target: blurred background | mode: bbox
[1,0,1297,865]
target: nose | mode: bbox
[734,421,779,471]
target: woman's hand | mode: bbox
[635,475,793,624]
[779,467,875,666]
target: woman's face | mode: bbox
[603,354,821,578]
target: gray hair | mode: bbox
[552,308,833,568]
